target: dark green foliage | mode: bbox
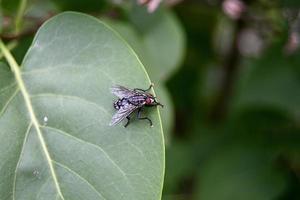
[1,0,300,199]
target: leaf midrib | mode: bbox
[0,40,65,199]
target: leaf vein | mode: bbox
[0,40,65,200]
[31,93,110,116]
[52,160,107,200]
[12,122,33,200]
[0,89,19,118]
[40,125,128,178]
[0,82,17,94]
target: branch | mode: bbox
[210,19,244,122]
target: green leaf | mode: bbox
[1,0,20,14]
[0,12,164,200]
[127,8,186,81]
[131,9,185,80]
[51,0,108,12]
[195,144,288,200]
[154,84,174,145]
[231,48,300,119]
[0,62,17,110]
[280,0,300,7]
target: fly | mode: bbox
[109,83,163,127]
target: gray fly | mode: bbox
[109,83,163,127]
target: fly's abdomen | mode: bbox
[128,95,146,106]
[113,101,120,110]
[114,98,131,110]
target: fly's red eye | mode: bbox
[146,98,152,104]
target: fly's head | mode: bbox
[144,93,164,107]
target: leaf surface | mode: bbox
[0,12,164,200]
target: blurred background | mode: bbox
[1,0,300,199]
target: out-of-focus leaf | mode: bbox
[163,126,227,195]
[51,0,107,12]
[26,0,58,19]
[163,141,194,192]
[104,19,144,64]
[195,143,288,200]
[280,0,300,7]
[128,7,186,81]
[231,47,300,120]
[155,84,174,145]
[0,8,3,33]
[1,0,20,15]
[0,12,164,200]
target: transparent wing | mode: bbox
[111,85,136,98]
[109,103,138,126]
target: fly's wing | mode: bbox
[109,103,137,126]
[111,85,136,98]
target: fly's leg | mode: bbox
[137,108,153,127]
[124,116,131,128]
[134,83,154,92]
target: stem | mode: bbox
[0,40,20,72]
[210,19,244,122]
[0,41,18,59]
[15,0,28,34]
[2,13,54,41]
